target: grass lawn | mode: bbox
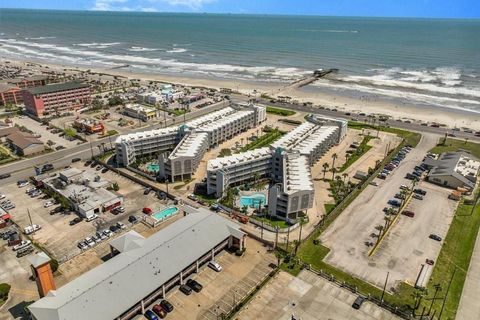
[348,121,421,147]
[239,129,284,152]
[251,215,291,229]
[339,135,374,172]
[266,106,296,116]
[430,138,480,158]
[324,203,336,214]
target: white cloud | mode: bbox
[92,0,216,11]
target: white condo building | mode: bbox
[206,115,347,221]
[115,103,267,181]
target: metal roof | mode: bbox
[25,81,89,95]
[28,208,245,320]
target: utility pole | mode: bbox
[27,209,35,236]
[381,271,389,304]
[286,226,290,251]
[439,269,456,319]
[427,284,442,316]
[274,226,279,249]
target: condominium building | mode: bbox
[207,147,273,197]
[158,131,209,182]
[23,81,91,117]
[115,104,266,173]
[123,104,160,122]
[206,115,346,222]
[268,152,314,222]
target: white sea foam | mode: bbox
[76,42,121,49]
[166,48,188,53]
[25,36,57,40]
[128,46,161,52]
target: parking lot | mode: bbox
[1,161,173,263]
[12,117,80,149]
[238,270,400,320]
[320,133,458,289]
[141,239,276,320]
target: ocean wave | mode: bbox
[292,29,358,33]
[166,48,188,53]
[0,38,307,81]
[312,79,480,113]
[25,36,57,40]
[340,67,480,99]
[128,46,161,52]
[75,42,121,48]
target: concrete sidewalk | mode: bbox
[456,227,480,320]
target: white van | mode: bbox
[23,224,41,235]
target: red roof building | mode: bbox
[0,83,22,106]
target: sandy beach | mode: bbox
[3,58,480,131]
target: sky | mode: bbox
[0,0,479,19]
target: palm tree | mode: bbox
[322,163,329,180]
[332,167,337,181]
[331,153,338,179]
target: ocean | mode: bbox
[0,9,479,114]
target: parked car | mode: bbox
[144,310,159,320]
[2,230,17,240]
[208,261,222,272]
[103,229,113,237]
[116,222,126,230]
[413,194,424,200]
[399,185,409,190]
[77,241,88,250]
[95,165,102,171]
[414,188,427,196]
[152,305,167,318]
[429,234,442,241]
[144,187,152,195]
[426,259,435,265]
[85,160,92,166]
[17,180,29,188]
[86,214,98,222]
[128,215,138,224]
[369,181,379,186]
[23,224,41,235]
[388,199,401,207]
[0,173,11,179]
[70,217,83,225]
[352,296,365,309]
[186,279,203,292]
[394,193,405,200]
[402,210,415,218]
[160,300,174,313]
[179,284,192,295]
[84,237,95,247]
[72,157,81,163]
[109,225,119,233]
[43,200,54,208]
[13,240,32,251]
[101,168,109,173]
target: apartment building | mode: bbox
[23,81,91,117]
[0,84,21,106]
[158,131,209,182]
[7,75,49,89]
[206,115,346,222]
[115,104,266,172]
[207,147,273,197]
[268,152,315,222]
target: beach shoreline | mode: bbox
[2,57,480,131]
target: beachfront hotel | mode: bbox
[22,81,92,118]
[115,103,267,178]
[206,115,347,222]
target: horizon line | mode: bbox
[1,7,479,20]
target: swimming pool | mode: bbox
[152,206,178,220]
[239,193,266,208]
[147,163,159,172]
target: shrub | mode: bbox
[0,283,11,301]
[49,259,59,273]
